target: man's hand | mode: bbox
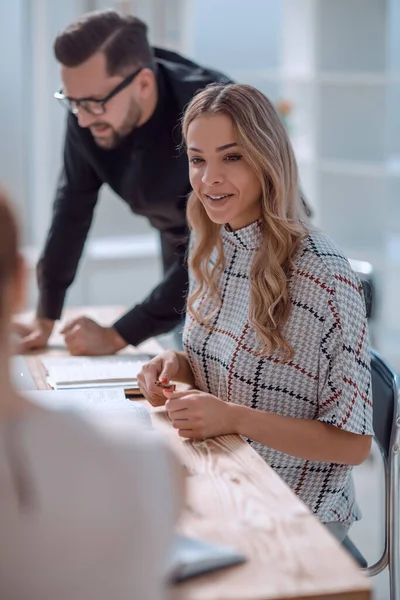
[164,389,236,440]
[13,318,55,353]
[60,316,127,356]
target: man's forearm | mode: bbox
[36,281,67,321]
[113,306,184,347]
[229,404,372,466]
[114,258,188,346]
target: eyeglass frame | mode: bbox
[54,65,146,116]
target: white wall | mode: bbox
[185,0,282,76]
[0,0,28,223]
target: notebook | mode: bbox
[42,354,153,391]
[166,534,246,583]
[25,388,152,429]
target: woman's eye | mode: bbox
[189,157,203,165]
[224,154,242,162]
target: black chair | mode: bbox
[343,349,400,599]
[348,258,375,320]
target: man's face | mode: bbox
[61,52,144,149]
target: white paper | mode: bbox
[42,356,146,390]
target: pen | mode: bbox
[154,380,176,392]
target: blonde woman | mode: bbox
[0,190,182,599]
[138,83,373,542]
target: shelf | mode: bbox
[289,151,400,177]
[86,234,159,262]
[230,69,400,86]
[317,72,400,85]
[21,234,160,270]
[319,159,400,177]
[230,69,313,84]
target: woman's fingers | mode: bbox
[137,371,165,407]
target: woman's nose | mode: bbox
[201,164,223,186]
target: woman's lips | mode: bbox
[205,193,233,203]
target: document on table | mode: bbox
[41,355,151,390]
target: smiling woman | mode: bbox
[138,82,373,544]
[183,83,305,356]
[187,123,263,232]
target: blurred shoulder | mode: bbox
[21,408,169,481]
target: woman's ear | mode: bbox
[11,253,27,315]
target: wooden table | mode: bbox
[21,306,371,600]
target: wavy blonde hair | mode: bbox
[182,83,308,358]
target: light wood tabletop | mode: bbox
[20,306,371,600]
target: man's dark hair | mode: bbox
[53,9,155,75]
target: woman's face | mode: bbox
[187,114,262,230]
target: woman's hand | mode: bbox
[164,389,236,439]
[137,351,180,406]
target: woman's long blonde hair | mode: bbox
[182,83,308,358]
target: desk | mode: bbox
[22,306,371,600]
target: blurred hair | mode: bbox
[53,9,155,75]
[0,188,19,315]
[182,83,308,358]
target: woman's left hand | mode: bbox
[164,389,236,440]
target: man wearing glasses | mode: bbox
[14,9,229,355]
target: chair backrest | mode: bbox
[348,258,375,319]
[360,277,374,320]
[371,348,399,460]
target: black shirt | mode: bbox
[37,48,230,346]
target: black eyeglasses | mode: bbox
[54,65,145,116]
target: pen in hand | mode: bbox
[154,379,176,392]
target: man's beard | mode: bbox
[91,98,142,149]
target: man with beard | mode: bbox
[15,9,229,355]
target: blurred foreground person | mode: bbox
[0,190,182,599]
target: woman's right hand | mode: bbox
[137,350,180,406]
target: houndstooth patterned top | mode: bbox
[183,221,374,524]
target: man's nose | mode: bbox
[75,107,97,128]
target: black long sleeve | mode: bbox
[114,232,188,345]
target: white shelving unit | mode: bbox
[185,0,400,366]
